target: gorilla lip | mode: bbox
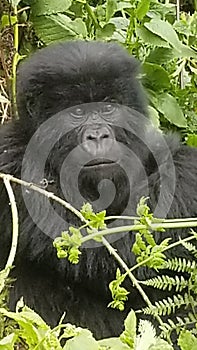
[84,159,117,167]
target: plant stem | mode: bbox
[102,237,164,326]
[85,2,99,28]
[12,5,19,117]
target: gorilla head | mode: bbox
[18,41,155,222]
[17,41,148,123]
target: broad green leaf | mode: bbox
[157,93,187,127]
[136,0,150,20]
[32,14,87,44]
[31,0,72,16]
[178,44,197,59]
[145,19,181,48]
[186,134,197,147]
[136,27,170,48]
[117,2,132,11]
[148,106,160,128]
[17,305,49,327]
[145,19,197,58]
[109,17,129,30]
[0,306,49,328]
[0,333,16,350]
[178,329,197,350]
[143,63,170,90]
[99,337,130,349]
[67,18,87,37]
[120,310,136,349]
[146,47,178,64]
[1,15,17,28]
[63,329,99,350]
[96,23,115,39]
[111,30,127,43]
[10,0,22,5]
[106,0,117,22]
[148,339,173,350]
[32,15,74,44]
[190,65,197,75]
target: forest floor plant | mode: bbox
[0,173,197,349]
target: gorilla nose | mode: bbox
[81,125,114,155]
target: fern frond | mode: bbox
[140,275,188,292]
[160,313,197,339]
[161,257,196,273]
[181,241,197,258]
[141,293,197,317]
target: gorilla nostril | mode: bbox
[85,130,110,142]
[102,133,109,139]
[87,135,96,141]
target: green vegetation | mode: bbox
[1,0,197,141]
[0,174,197,349]
[0,1,197,349]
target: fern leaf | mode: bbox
[140,275,188,292]
[141,293,197,317]
[161,257,196,273]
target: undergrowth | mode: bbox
[0,173,197,349]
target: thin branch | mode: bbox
[3,178,19,270]
[0,173,86,224]
[102,237,164,327]
[0,173,196,245]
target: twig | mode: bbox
[3,178,19,270]
[0,173,86,224]
[102,237,164,326]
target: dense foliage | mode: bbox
[0,1,197,349]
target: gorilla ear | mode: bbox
[17,92,42,120]
[26,97,39,118]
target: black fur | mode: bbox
[0,41,196,339]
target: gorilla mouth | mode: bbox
[84,159,117,168]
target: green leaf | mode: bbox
[10,0,22,5]
[148,106,160,128]
[96,23,115,39]
[0,306,49,328]
[1,14,17,28]
[144,19,197,58]
[0,308,48,346]
[148,339,173,350]
[143,63,170,90]
[67,18,87,37]
[178,330,197,350]
[106,0,117,22]
[63,329,99,350]
[120,310,136,349]
[31,14,87,44]
[178,44,197,59]
[0,333,17,350]
[99,337,130,349]
[146,47,177,64]
[31,0,72,16]
[109,17,129,30]
[157,93,187,127]
[136,0,150,20]
[136,27,170,48]
[145,19,181,48]
[186,134,197,147]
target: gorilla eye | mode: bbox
[102,104,115,115]
[70,107,84,118]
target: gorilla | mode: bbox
[0,41,196,339]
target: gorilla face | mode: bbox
[22,101,149,219]
[16,40,151,221]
